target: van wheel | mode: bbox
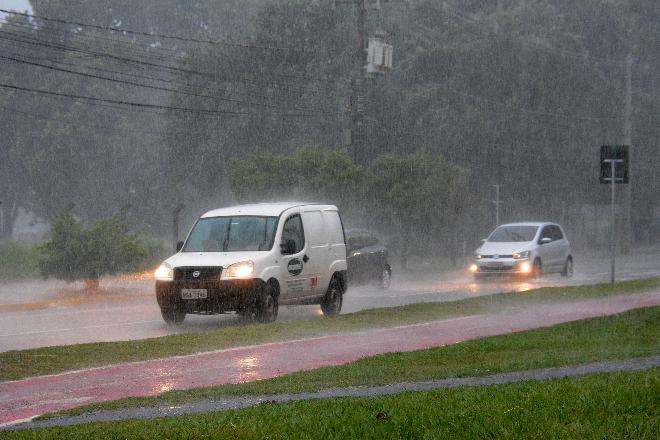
[161,304,185,325]
[321,277,343,316]
[562,257,574,277]
[256,283,278,323]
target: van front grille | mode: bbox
[174,267,223,281]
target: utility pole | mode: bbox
[350,0,368,164]
[336,1,391,163]
[622,54,633,254]
[493,184,502,227]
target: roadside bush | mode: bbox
[0,240,40,280]
[38,210,147,289]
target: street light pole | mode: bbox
[493,184,502,227]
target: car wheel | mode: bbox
[321,277,343,316]
[562,257,574,277]
[256,283,278,323]
[160,303,185,325]
[531,259,542,279]
[380,267,391,290]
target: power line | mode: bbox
[0,8,307,53]
[0,81,337,118]
[0,28,334,95]
[0,53,334,113]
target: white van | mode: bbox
[154,202,348,324]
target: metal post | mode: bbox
[493,184,502,227]
[622,54,633,254]
[610,160,616,284]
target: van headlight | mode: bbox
[513,251,530,260]
[224,261,254,278]
[154,262,174,281]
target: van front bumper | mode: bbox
[156,279,264,314]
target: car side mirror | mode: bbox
[280,239,296,255]
[176,241,184,252]
[540,237,552,245]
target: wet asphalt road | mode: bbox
[0,246,659,352]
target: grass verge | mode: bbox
[8,369,659,439]
[1,277,659,382]
[43,306,660,418]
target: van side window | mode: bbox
[282,215,305,254]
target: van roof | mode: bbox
[201,202,337,218]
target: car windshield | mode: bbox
[488,225,538,242]
[183,216,278,252]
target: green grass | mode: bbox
[1,277,658,382]
[6,369,659,439]
[44,306,660,418]
[0,241,40,280]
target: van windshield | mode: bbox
[488,225,538,242]
[183,216,278,252]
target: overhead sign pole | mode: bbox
[600,145,629,284]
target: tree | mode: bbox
[230,147,361,211]
[39,210,147,290]
[365,153,463,268]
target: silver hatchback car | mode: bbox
[470,222,573,278]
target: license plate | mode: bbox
[181,289,208,299]
[487,262,504,268]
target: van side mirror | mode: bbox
[540,237,552,245]
[280,239,296,255]
[176,241,184,252]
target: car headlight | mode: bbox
[154,262,174,281]
[224,261,254,278]
[474,252,482,260]
[513,251,530,260]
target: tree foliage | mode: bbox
[1,0,659,250]
[38,210,147,287]
[230,149,463,264]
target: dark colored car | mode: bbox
[345,228,392,289]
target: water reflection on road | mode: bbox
[0,246,659,351]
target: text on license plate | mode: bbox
[181,289,208,299]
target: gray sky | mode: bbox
[0,0,32,20]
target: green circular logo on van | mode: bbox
[287,258,303,276]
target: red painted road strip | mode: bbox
[1,292,658,426]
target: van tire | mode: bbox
[256,282,278,323]
[161,303,185,325]
[321,276,343,316]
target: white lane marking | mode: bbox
[0,320,164,337]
